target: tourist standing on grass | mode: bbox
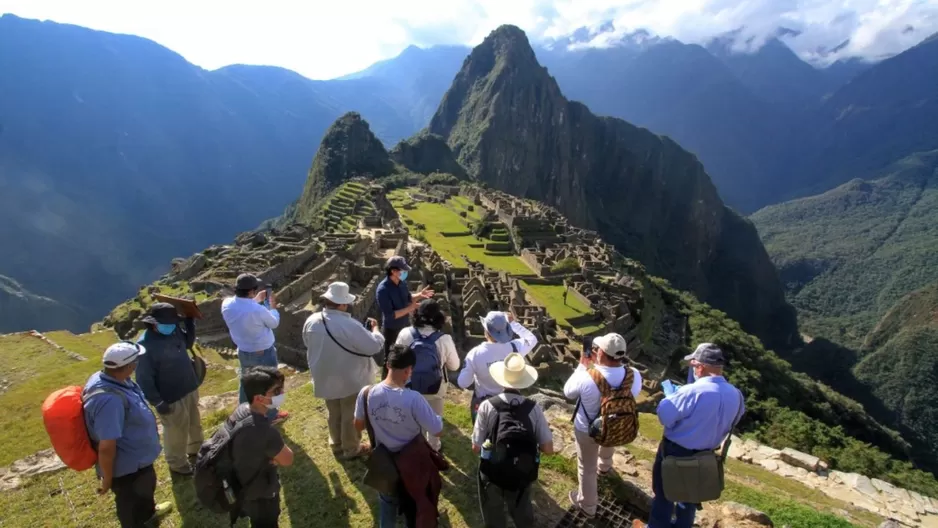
[457,311,538,423]
[84,342,173,527]
[221,273,288,425]
[135,302,204,476]
[229,366,294,528]
[376,256,435,377]
[355,345,446,528]
[303,282,385,459]
[395,299,460,452]
[473,353,554,528]
[564,333,642,518]
[634,344,745,528]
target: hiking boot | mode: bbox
[146,501,173,524]
[568,490,596,518]
[271,410,290,426]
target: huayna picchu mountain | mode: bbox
[426,25,797,351]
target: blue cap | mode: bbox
[480,311,513,344]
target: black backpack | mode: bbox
[479,396,540,491]
[193,412,254,515]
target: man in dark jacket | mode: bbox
[135,302,204,476]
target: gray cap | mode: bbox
[385,256,411,272]
[683,343,725,367]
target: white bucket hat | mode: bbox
[489,352,538,390]
[321,282,357,305]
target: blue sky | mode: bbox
[1,0,936,79]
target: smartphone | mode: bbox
[264,286,272,308]
[582,336,594,358]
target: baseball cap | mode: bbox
[480,311,513,344]
[593,333,628,359]
[385,256,411,272]
[683,343,726,367]
[235,273,264,290]
[141,302,181,325]
[103,341,146,368]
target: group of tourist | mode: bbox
[81,254,744,528]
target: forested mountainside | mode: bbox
[425,25,797,351]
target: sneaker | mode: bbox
[271,411,290,426]
[170,465,193,477]
[568,490,596,518]
[147,501,174,523]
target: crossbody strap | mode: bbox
[363,385,377,450]
[321,311,372,358]
[718,388,746,459]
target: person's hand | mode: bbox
[254,290,267,303]
[366,318,378,331]
[97,476,112,495]
[156,402,172,415]
[269,293,279,309]
[506,312,514,323]
[418,286,435,299]
[579,349,592,367]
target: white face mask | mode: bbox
[269,393,286,409]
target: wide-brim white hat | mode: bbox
[321,281,357,305]
[489,352,538,390]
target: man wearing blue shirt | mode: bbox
[375,256,433,377]
[635,343,745,528]
[83,342,172,527]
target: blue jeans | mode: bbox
[239,346,279,420]
[379,492,399,528]
[648,438,699,528]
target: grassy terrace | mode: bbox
[0,330,239,466]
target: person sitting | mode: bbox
[395,299,460,452]
[457,311,537,423]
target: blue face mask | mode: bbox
[156,323,176,336]
[399,270,409,281]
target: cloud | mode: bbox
[2,0,937,78]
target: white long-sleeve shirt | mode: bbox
[564,363,643,433]
[457,321,538,398]
[221,296,280,352]
[304,309,385,400]
[395,326,460,399]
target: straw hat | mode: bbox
[489,353,538,390]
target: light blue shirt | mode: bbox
[221,296,280,352]
[83,372,162,478]
[657,376,745,451]
[354,382,443,452]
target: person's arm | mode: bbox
[266,430,292,467]
[344,318,386,357]
[259,304,280,330]
[413,393,443,437]
[630,368,643,397]
[395,328,413,347]
[377,284,413,323]
[134,348,164,409]
[657,388,695,429]
[353,387,367,433]
[272,445,294,467]
[563,365,587,401]
[533,405,555,454]
[96,440,117,494]
[440,335,460,371]
[456,352,476,389]
[508,320,538,355]
[183,317,196,349]
[471,401,491,453]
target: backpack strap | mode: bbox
[363,385,377,450]
[510,342,518,353]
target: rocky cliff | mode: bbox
[389,131,466,178]
[294,112,394,224]
[427,25,797,350]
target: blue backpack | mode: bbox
[407,329,444,395]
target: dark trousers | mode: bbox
[470,393,486,424]
[381,327,404,378]
[241,496,281,528]
[479,474,533,528]
[112,465,157,528]
[649,438,700,528]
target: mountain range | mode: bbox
[1,12,937,343]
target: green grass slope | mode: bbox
[752,150,938,347]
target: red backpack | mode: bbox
[42,385,128,471]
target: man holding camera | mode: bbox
[303,282,385,459]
